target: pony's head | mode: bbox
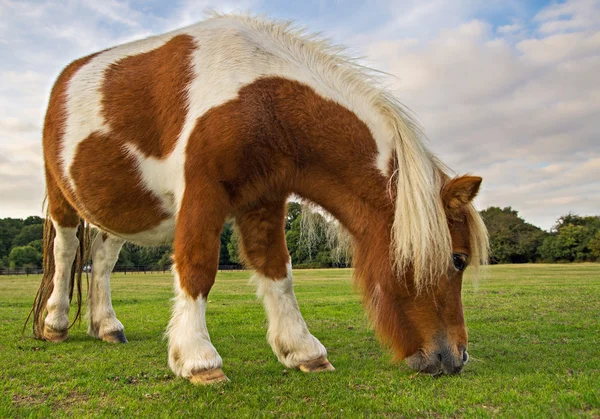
[358,173,488,376]
[403,175,486,375]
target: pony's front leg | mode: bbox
[254,264,333,372]
[237,201,334,372]
[167,193,228,385]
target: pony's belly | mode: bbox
[78,188,176,246]
[111,217,176,246]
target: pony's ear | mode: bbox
[442,176,482,213]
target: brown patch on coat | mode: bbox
[45,165,80,228]
[173,192,229,299]
[69,132,169,234]
[102,34,196,158]
[174,76,391,299]
[235,200,290,279]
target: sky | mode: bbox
[0,0,598,230]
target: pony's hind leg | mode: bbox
[40,172,82,342]
[237,201,334,373]
[167,189,229,385]
[43,222,79,342]
[87,232,127,343]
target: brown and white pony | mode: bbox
[30,13,488,384]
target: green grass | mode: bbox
[1,265,599,418]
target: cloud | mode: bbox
[534,0,600,34]
[354,0,600,229]
[165,0,263,30]
[79,0,145,29]
[497,22,524,34]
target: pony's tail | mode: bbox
[24,202,90,339]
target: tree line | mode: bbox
[2,204,600,269]
[481,208,600,263]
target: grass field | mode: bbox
[1,265,599,417]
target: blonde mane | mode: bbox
[208,12,488,288]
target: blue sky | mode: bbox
[1,0,599,230]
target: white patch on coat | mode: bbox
[87,233,125,338]
[254,263,327,368]
[123,144,179,216]
[44,223,79,332]
[167,269,222,378]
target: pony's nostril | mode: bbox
[462,350,469,364]
[437,352,443,363]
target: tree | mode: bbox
[227,227,241,264]
[480,207,547,264]
[29,239,43,253]
[116,242,172,267]
[286,216,308,264]
[0,218,24,260]
[286,211,337,267]
[116,244,135,267]
[23,216,44,226]
[220,222,234,265]
[9,245,42,268]
[541,213,600,262]
[286,202,302,230]
[589,231,600,260]
[552,213,600,233]
[12,223,43,247]
[157,251,173,269]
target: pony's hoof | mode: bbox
[298,356,335,373]
[189,368,229,385]
[101,330,128,343]
[43,325,68,342]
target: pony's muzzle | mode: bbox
[406,346,468,376]
[440,348,468,375]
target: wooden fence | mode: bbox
[0,264,244,276]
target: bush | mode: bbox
[9,245,42,268]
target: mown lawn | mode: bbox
[1,265,599,417]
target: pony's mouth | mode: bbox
[406,348,468,376]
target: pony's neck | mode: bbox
[272,74,419,357]
[351,219,421,360]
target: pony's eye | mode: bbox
[452,253,468,272]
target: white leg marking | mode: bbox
[87,233,125,340]
[44,223,79,334]
[255,263,327,368]
[167,270,222,378]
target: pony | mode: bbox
[29,13,488,384]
